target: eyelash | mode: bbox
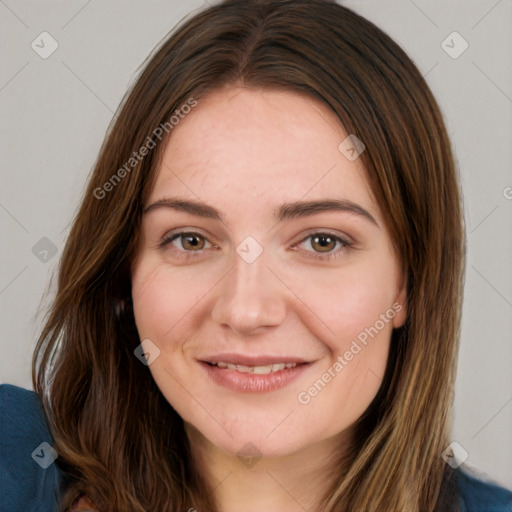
[158,230,352,261]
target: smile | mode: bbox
[200,357,312,393]
[206,361,298,374]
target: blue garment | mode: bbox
[457,467,512,512]
[0,384,62,511]
[1,383,511,511]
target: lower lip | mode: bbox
[201,362,310,393]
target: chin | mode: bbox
[184,409,324,462]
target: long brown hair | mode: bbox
[33,0,466,510]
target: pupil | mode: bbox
[184,235,202,250]
[314,235,334,252]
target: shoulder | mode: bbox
[457,467,512,512]
[0,384,62,512]
[1,382,45,417]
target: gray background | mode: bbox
[1,0,511,489]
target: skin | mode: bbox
[131,85,407,512]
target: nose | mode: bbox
[210,250,287,335]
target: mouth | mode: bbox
[204,361,302,374]
[199,355,312,393]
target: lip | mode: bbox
[199,354,313,393]
[201,353,310,366]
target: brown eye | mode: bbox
[180,233,206,251]
[310,234,337,253]
[295,232,352,261]
[159,232,212,253]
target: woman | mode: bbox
[1,0,510,511]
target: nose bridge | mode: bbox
[211,247,286,334]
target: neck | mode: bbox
[186,425,353,512]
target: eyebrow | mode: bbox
[144,197,379,227]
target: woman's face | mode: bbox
[131,86,406,458]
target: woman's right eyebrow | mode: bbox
[143,197,379,228]
[144,197,222,220]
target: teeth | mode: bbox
[210,361,298,374]
[235,364,253,373]
[252,365,274,374]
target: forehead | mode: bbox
[149,86,377,219]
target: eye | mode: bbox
[158,231,214,258]
[157,230,351,262]
[295,232,352,261]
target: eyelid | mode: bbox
[294,227,355,245]
[157,230,215,250]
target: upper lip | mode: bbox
[200,353,311,366]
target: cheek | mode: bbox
[131,263,212,417]
[131,261,211,344]
[292,277,394,433]
[283,255,399,351]
[285,257,397,420]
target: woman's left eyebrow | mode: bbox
[277,199,379,227]
[143,197,379,227]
